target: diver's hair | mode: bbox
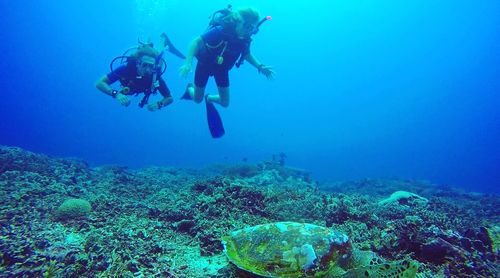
[221,7,260,30]
[131,44,159,60]
[237,7,260,25]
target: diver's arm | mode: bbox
[157,78,174,107]
[96,76,129,95]
[95,75,130,106]
[95,76,116,97]
[148,94,173,111]
[244,53,261,68]
[245,53,275,79]
[179,36,204,77]
[185,36,203,64]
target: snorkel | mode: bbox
[235,15,272,68]
[238,15,272,39]
[252,15,272,35]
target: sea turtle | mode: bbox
[222,222,418,278]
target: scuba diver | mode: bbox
[96,33,185,111]
[179,6,275,137]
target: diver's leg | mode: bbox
[207,70,230,107]
[207,86,230,107]
[182,83,205,102]
[192,86,205,103]
[183,62,208,103]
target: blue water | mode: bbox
[1,1,499,193]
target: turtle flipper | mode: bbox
[340,259,419,278]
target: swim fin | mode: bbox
[160,33,186,60]
[205,96,225,138]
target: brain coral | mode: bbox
[54,198,91,221]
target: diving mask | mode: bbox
[137,56,156,74]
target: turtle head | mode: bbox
[317,232,353,269]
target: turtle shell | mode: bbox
[222,222,352,277]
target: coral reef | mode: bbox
[0,146,498,277]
